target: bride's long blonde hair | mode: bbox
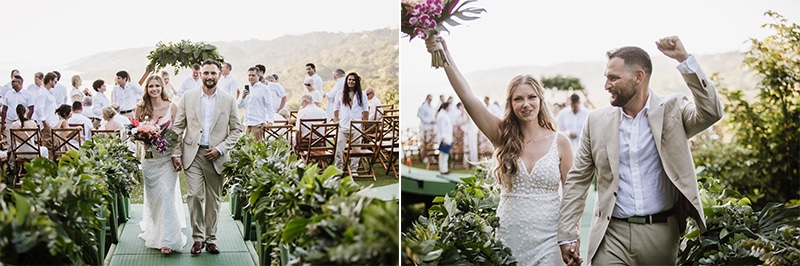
[136,75,170,121]
[495,75,556,191]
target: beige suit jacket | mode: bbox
[172,87,243,174]
[557,69,723,261]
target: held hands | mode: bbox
[559,241,583,266]
[656,36,689,63]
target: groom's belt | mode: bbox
[198,144,209,149]
[612,208,674,224]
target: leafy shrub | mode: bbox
[81,135,141,197]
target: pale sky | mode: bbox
[0,0,399,68]
[400,0,800,129]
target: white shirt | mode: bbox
[199,90,218,146]
[417,102,436,130]
[367,97,383,120]
[266,82,287,113]
[34,88,58,128]
[178,76,202,98]
[334,90,368,130]
[310,73,323,93]
[296,104,327,138]
[3,89,34,121]
[100,113,132,128]
[437,110,453,145]
[69,88,83,103]
[237,82,275,126]
[53,83,69,106]
[556,106,589,154]
[93,92,110,119]
[325,77,344,120]
[613,55,702,218]
[68,112,94,139]
[303,89,323,106]
[112,82,143,112]
[218,74,238,98]
[0,82,11,99]
[488,103,503,118]
[26,84,42,97]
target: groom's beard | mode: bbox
[204,79,217,90]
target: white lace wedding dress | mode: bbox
[496,134,564,265]
[138,108,187,251]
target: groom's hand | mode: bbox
[559,241,583,266]
[656,36,689,63]
[204,146,220,161]
[171,157,183,172]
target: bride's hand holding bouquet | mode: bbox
[401,0,485,68]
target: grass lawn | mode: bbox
[129,162,398,204]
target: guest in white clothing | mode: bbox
[68,101,94,140]
[325,68,345,121]
[26,72,44,98]
[52,71,69,106]
[92,79,111,124]
[305,63,324,93]
[219,62,239,98]
[333,72,369,172]
[0,69,20,98]
[111,70,144,119]
[436,102,453,174]
[264,74,287,117]
[1,75,34,141]
[161,70,178,100]
[237,67,275,141]
[295,94,327,147]
[556,94,589,154]
[70,75,84,103]
[302,76,323,106]
[82,96,101,129]
[177,64,202,98]
[34,72,60,149]
[365,87,383,121]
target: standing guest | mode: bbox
[325,68,345,121]
[82,96,102,129]
[177,64,202,98]
[305,63,324,93]
[253,64,266,83]
[302,77,323,106]
[34,72,59,149]
[218,62,238,98]
[92,79,111,125]
[556,94,589,154]
[161,70,178,99]
[436,102,453,175]
[237,67,275,141]
[365,87,383,121]
[111,70,144,120]
[68,101,94,140]
[271,73,279,82]
[26,72,44,98]
[417,94,436,162]
[264,74,287,118]
[1,75,34,141]
[99,106,123,131]
[557,37,724,265]
[70,75,84,103]
[1,69,20,98]
[51,71,69,106]
[333,72,369,172]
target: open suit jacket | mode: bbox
[557,66,724,262]
[172,87,243,174]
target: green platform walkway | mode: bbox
[400,164,597,260]
[106,202,257,266]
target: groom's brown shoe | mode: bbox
[206,243,220,254]
[191,241,204,255]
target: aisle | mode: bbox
[107,202,257,266]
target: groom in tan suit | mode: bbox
[557,36,723,265]
[172,59,243,255]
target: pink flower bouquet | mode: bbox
[126,116,179,154]
[401,0,486,68]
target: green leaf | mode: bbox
[282,217,310,242]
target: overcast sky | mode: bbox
[0,0,399,69]
[399,0,800,128]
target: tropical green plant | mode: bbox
[81,135,141,197]
[145,39,225,75]
[402,166,516,266]
[0,183,68,265]
[678,176,800,265]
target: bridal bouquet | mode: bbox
[401,0,485,68]
[126,116,179,154]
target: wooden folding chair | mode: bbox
[263,124,293,145]
[51,127,82,161]
[295,118,327,156]
[377,115,400,178]
[421,129,439,170]
[69,123,89,140]
[9,127,44,186]
[374,104,393,120]
[343,120,380,180]
[305,122,338,170]
[450,127,468,170]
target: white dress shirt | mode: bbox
[266,82,287,113]
[556,106,589,154]
[26,84,42,97]
[237,82,275,126]
[199,90,217,146]
[53,83,69,106]
[296,104,327,138]
[334,91,368,130]
[325,77,344,120]
[218,74,238,98]
[417,102,436,131]
[3,89,34,121]
[0,82,11,100]
[178,76,202,98]
[437,110,453,145]
[310,73,323,93]
[93,92,110,118]
[69,88,83,102]
[304,89,323,106]
[488,103,503,118]
[367,97,383,120]
[112,82,143,112]
[613,55,702,218]
[34,88,58,128]
[68,112,94,139]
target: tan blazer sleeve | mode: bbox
[679,69,724,137]
[557,114,596,242]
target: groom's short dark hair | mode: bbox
[202,59,222,70]
[607,46,652,76]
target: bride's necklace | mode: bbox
[523,131,546,145]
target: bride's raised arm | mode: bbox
[427,36,502,144]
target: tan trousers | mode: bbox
[246,124,265,141]
[185,150,223,244]
[593,215,680,265]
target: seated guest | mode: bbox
[302,76,322,107]
[295,94,327,148]
[10,104,49,158]
[99,106,123,131]
[68,101,94,140]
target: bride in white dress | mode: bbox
[135,75,187,255]
[427,37,574,265]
